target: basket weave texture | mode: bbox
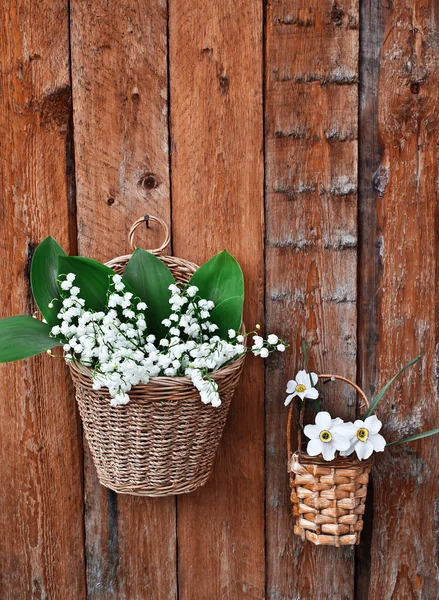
[287,374,373,546]
[68,215,246,496]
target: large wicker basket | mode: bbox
[287,374,373,546]
[68,215,246,496]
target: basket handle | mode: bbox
[286,373,370,461]
[129,214,171,255]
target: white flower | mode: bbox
[340,415,386,460]
[162,319,172,328]
[277,343,285,352]
[228,329,236,339]
[260,347,269,358]
[137,302,147,310]
[61,280,72,290]
[252,335,264,348]
[284,370,319,406]
[304,412,351,461]
[236,335,244,343]
[187,285,198,297]
[267,334,278,345]
[70,286,80,296]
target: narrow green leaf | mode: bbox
[0,315,61,362]
[30,236,66,326]
[122,248,175,339]
[189,250,244,307]
[364,355,421,418]
[58,256,127,313]
[387,428,439,447]
[210,295,244,338]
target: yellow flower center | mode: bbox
[319,430,332,443]
[357,428,369,442]
[296,384,306,393]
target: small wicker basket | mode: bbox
[68,215,246,497]
[287,374,373,546]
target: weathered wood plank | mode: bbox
[69,0,176,597]
[169,1,265,597]
[265,0,359,597]
[358,2,439,598]
[0,1,86,597]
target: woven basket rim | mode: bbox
[290,449,374,470]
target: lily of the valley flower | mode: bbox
[304,411,351,461]
[340,415,386,460]
[285,370,319,406]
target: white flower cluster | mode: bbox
[251,332,286,357]
[304,411,386,461]
[284,370,386,461]
[51,273,285,407]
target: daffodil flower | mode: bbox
[303,411,351,461]
[284,370,319,406]
[340,415,386,460]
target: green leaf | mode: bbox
[30,236,66,326]
[189,250,244,307]
[387,428,439,447]
[0,315,61,362]
[364,355,421,418]
[122,248,175,339]
[210,296,244,338]
[58,256,123,312]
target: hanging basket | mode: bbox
[287,374,373,546]
[68,215,246,497]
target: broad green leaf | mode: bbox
[30,236,66,326]
[122,249,175,339]
[210,296,243,338]
[0,315,61,362]
[364,355,421,418]
[58,256,127,312]
[189,250,244,307]
[387,428,439,447]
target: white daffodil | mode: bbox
[303,411,351,461]
[340,415,386,460]
[284,370,319,406]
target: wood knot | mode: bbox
[410,82,420,94]
[39,85,71,131]
[330,4,344,25]
[138,173,158,190]
[219,74,229,95]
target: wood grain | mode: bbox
[69,0,176,597]
[358,1,439,598]
[0,0,85,597]
[169,0,265,597]
[265,0,359,597]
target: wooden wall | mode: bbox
[0,0,438,598]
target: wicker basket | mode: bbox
[287,374,373,546]
[68,215,246,496]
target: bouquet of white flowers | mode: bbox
[0,214,287,496]
[286,341,439,547]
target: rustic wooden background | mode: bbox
[1,0,438,598]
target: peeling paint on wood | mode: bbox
[69,0,176,597]
[265,0,359,597]
[0,0,86,597]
